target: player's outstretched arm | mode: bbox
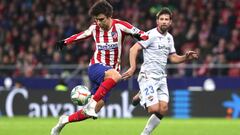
[122,43,143,80]
[56,25,94,51]
[169,51,199,63]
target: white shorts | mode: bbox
[138,73,169,107]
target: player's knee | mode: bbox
[159,104,168,115]
[147,107,159,114]
[113,73,122,81]
[105,69,122,82]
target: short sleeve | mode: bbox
[138,37,156,48]
[169,36,176,54]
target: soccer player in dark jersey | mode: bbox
[51,1,148,135]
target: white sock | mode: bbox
[61,116,69,124]
[142,114,160,134]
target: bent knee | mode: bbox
[159,103,168,115]
[160,105,168,115]
[147,102,168,115]
[147,107,159,114]
[105,69,122,82]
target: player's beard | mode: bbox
[160,25,169,33]
[99,23,109,31]
[99,24,105,29]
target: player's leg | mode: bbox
[68,100,105,122]
[51,115,68,135]
[51,73,107,135]
[141,103,161,135]
[84,65,121,117]
[60,92,106,124]
[141,78,169,135]
[51,100,105,135]
[141,102,168,135]
[137,77,159,135]
[92,68,121,101]
[156,77,169,116]
[132,91,141,106]
[132,72,146,106]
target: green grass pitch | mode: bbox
[0,117,239,135]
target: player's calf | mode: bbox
[132,91,141,106]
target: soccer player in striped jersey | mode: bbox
[51,1,147,135]
[122,7,198,135]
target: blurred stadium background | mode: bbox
[0,0,240,135]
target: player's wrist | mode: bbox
[184,52,189,61]
[130,66,136,71]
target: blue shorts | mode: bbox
[88,64,112,102]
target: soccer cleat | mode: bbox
[132,91,141,106]
[51,115,68,135]
[140,130,150,135]
[140,132,150,135]
[83,97,98,118]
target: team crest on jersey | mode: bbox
[167,37,171,43]
[111,32,118,39]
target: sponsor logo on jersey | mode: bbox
[167,37,171,43]
[97,43,118,50]
[158,45,170,50]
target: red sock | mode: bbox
[93,78,117,102]
[68,109,89,122]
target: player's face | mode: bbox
[94,14,111,30]
[156,14,172,34]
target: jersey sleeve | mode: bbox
[117,20,148,40]
[169,35,176,54]
[138,36,156,48]
[64,25,95,45]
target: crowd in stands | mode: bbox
[0,0,240,78]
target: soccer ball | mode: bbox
[71,85,91,106]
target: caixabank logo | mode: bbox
[223,93,240,119]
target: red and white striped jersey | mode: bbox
[64,19,148,71]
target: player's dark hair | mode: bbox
[156,7,172,20]
[89,0,113,17]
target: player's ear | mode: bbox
[156,19,159,25]
[169,19,172,25]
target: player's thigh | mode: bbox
[157,78,169,114]
[157,78,169,103]
[104,69,122,81]
[159,101,168,115]
[88,64,111,83]
[139,79,159,107]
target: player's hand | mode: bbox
[122,67,135,80]
[186,51,199,60]
[56,40,66,50]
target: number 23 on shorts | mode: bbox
[144,85,155,96]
